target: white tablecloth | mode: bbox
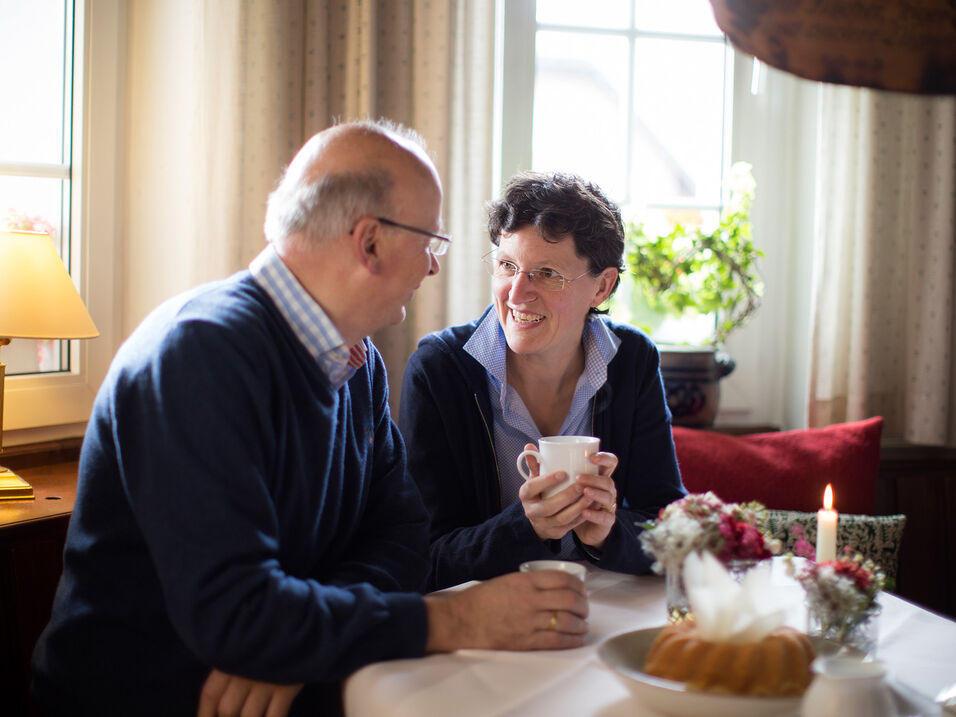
[344,563,956,716]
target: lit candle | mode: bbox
[816,483,838,563]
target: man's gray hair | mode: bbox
[263,119,428,245]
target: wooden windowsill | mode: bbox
[0,437,82,471]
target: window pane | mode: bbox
[537,0,630,30]
[4,338,67,374]
[631,38,726,207]
[611,273,718,345]
[630,206,721,244]
[0,0,74,377]
[613,206,721,345]
[1,176,71,377]
[533,31,630,199]
[0,0,70,164]
[0,176,68,255]
[634,0,722,36]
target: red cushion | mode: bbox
[672,417,883,514]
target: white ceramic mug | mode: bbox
[801,657,899,717]
[519,560,588,582]
[516,435,600,498]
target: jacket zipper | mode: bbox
[473,393,503,511]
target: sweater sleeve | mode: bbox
[399,341,557,590]
[111,319,426,684]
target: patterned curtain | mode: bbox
[123,0,495,407]
[808,87,956,445]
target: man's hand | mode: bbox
[424,570,589,653]
[197,669,303,717]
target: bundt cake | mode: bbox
[643,621,815,696]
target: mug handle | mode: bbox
[516,449,542,481]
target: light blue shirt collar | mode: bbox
[463,306,621,398]
[249,245,364,389]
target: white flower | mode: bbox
[727,162,755,197]
[639,492,776,574]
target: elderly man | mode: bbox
[31,121,587,717]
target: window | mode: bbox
[0,0,74,376]
[496,0,819,428]
[498,0,732,345]
[2,0,121,439]
[532,1,727,210]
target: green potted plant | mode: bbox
[622,162,763,427]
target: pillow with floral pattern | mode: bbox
[764,510,906,583]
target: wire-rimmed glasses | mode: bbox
[376,217,451,256]
[482,252,590,291]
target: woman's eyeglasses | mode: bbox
[482,253,589,291]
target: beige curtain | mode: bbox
[123,0,495,407]
[808,87,956,445]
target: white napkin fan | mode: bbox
[683,551,789,644]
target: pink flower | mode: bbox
[789,524,816,561]
[717,515,773,560]
[3,209,57,238]
[829,560,874,593]
[792,551,885,631]
[638,492,779,573]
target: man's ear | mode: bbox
[352,217,383,274]
[590,267,620,308]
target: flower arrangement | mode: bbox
[786,527,886,651]
[639,492,781,573]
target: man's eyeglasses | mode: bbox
[482,253,590,291]
[377,217,451,256]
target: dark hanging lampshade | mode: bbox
[708,0,956,94]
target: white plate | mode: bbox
[598,627,810,717]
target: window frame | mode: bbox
[4,0,122,443]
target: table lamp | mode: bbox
[0,229,99,499]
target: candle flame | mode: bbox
[823,483,834,510]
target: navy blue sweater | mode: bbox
[399,307,686,590]
[32,274,429,716]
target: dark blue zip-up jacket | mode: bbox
[399,306,686,590]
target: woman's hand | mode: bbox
[518,444,619,545]
[572,451,619,550]
[518,443,590,541]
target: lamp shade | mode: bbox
[0,230,98,339]
[709,0,956,94]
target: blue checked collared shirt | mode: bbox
[463,306,621,558]
[249,245,366,390]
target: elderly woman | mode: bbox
[399,171,685,590]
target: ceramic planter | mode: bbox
[659,347,735,427]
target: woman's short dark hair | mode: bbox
[487,171,625,313]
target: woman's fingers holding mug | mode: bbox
[522,489,589,540]
[575,473,617,508]
[519,471,574,502]
[582,498,617,523]
[589,450,618,477]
